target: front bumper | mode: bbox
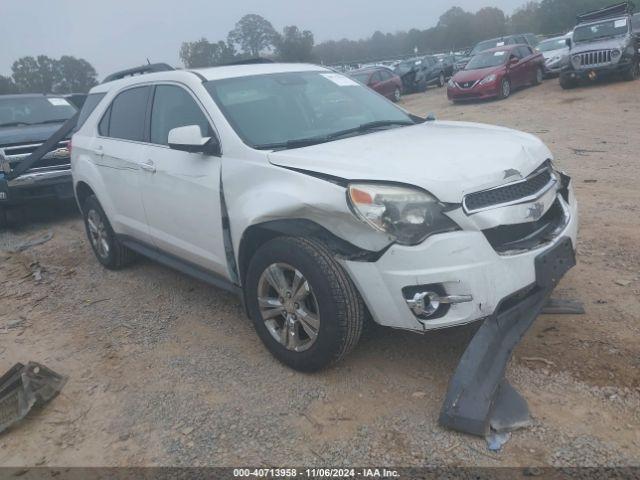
[0,168,74,206]
[447,83,499,101]
[342,185,578,332]
[561,58,634,81]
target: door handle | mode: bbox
[94,145,104,157]
[140,160,156,173]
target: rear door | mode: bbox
[508,48,527,87]
[94,86,152,242]
[139,83,228,276]
[517,46,537,83]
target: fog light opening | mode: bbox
[403,285,474,320]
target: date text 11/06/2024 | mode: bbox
[233,468,400,478]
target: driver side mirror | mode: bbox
[168,125,220,156]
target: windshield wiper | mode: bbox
[256,120,415,151]
[0,121,31,127]
[35,119,70,125]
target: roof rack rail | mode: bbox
[102,63,174,84]
[577,1,635,24]
[223,57,275,66]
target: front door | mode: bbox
[139,84,228,276]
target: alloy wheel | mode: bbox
[439,73,445,87]
[502,79,511,98]
[394,88,401,101]
[87,209,110,259]
[536,68,543,84]
[257,263,320,352]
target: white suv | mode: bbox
[71,62,578,372]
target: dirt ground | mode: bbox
[1,77,639,468]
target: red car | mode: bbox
[349,67,403,102]
[447,45,544,102]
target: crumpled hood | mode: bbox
[543,48,569,60]
[0,123,67,147]
[268,121,552,203]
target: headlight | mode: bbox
[479,74,497,85]
[546,56,560,64]
[611,49,621,59]
[447,79,456,88]
[347,183,459,245]
[571,55,582,68]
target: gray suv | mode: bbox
[561,2,640,88]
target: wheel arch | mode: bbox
[75,181,96,212]
[237,219,384,288]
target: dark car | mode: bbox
[0,94,80,227]
[434,54,456,77]
[454,34,540,72]
[349,67,403,102]
[393,56,447,94]
[447,44,545,102]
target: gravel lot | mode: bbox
[1,77,639,468]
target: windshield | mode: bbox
[205,71,413,149]
[465,51,508,70]
[0,96,76,127]
[349,72,371,83]
[574,18,628,42]
[471,39,506,55]
[538,38,568,52]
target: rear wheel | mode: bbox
[623,59,640,81]
[393,87,401,102]
[245,237,365,372]
[82,195,136,270]
[498,78,511,99]
[534,67,543,85]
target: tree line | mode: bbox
[0,0,620,95]
[0,55,97,95]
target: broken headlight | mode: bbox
[347,183,459,245]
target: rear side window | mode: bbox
[75,93,105,132]
[519,46,532,58]
[150,85,212,146]
[102,86,150,142]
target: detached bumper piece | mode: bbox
[439,237,575,438]
[0,362,68,434]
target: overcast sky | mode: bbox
[2,0,526,78]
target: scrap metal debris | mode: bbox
[8,232,54,253]
[0,362,68,434]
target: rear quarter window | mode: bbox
[75,93,106,132]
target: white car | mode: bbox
[71,62,578,372]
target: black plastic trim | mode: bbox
[117,235,241,296]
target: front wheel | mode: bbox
[245,237,365,372]
[393,87,401,102]
[560,75,578,90]
[438,72,445,88]
[623,59,640,81]
[498,78,511,99]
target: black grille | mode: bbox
[464,168,552,212]
[483,199,566,253]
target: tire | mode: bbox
[438,72,445,88]
[498,78,511,99]
[0,206,7,230]
[533,67,543,85]
[393,87,401,102]
[623,59,640,81]
[560,75,577,90]
[82,195,136,270]
[245,236,365,372]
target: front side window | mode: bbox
[205,71,413,150]
[0,96,76,127]
[104,86,150,142]
[538,38,568,52]
[574,18,629,43]
[150,85,212,146]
